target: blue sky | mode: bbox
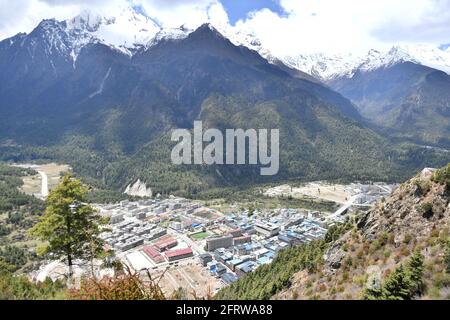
[220,0,286,24]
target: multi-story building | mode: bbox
[206,235,233,251]
[233,235,251,246]
[255,222,280,237]
[165,248,193,261]
[199,253,213,266]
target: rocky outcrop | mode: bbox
[365,265,382,291]
[357,168,450,241]
[323,242,346,269]
[124,179,152,197]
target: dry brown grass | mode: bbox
[68,266,166,300]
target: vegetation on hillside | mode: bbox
[363,251,424,300]
[432,163,450,190]
[0,164,43,272]
[0,258,66,300]
[0,164,41,211]
[273,164,450,300]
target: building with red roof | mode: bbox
[154,236,178,252]
[142,245,164,263]
[165,247,194,261]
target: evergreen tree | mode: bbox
[363,277,383,300]
[29,174,105,279]
[363,286,383,300]
[382,265,412,300]
[406,251,424,295]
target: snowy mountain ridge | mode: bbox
[2,5,450,79]
[269,44,450,81]
[205,26,450,81]
[219,27,450,82]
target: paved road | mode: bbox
[38,170,49,198]
[329,194,360,220]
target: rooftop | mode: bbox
[165,247,193,258]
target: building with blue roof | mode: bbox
[221,273,239,285]
[236,260,259,277]
[210,262,227,277]
[257,256,273,265]
[227,258,243,271]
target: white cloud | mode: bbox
[233,0,450,55]
[370,0,450,44]
[0,0,124,39]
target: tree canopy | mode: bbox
[29,174,106,277]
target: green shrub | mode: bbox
[432,164,450,189]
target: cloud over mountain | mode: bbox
[0,1,449,60]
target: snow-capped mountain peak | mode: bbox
[66,6,160,54]
[394,44,450,73]
[147,26,191,47]
[354,44,450,76]
[68,10,104,32]
[16,5,161,65]
[357,45,418,72]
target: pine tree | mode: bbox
[382,265,412,300]
[29,174,105,279]
[406,251,424,295]
[363,286,384,300]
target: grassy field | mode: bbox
[16,163,71,196]
[190,232,210,240]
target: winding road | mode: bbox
[38,170,49,198]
